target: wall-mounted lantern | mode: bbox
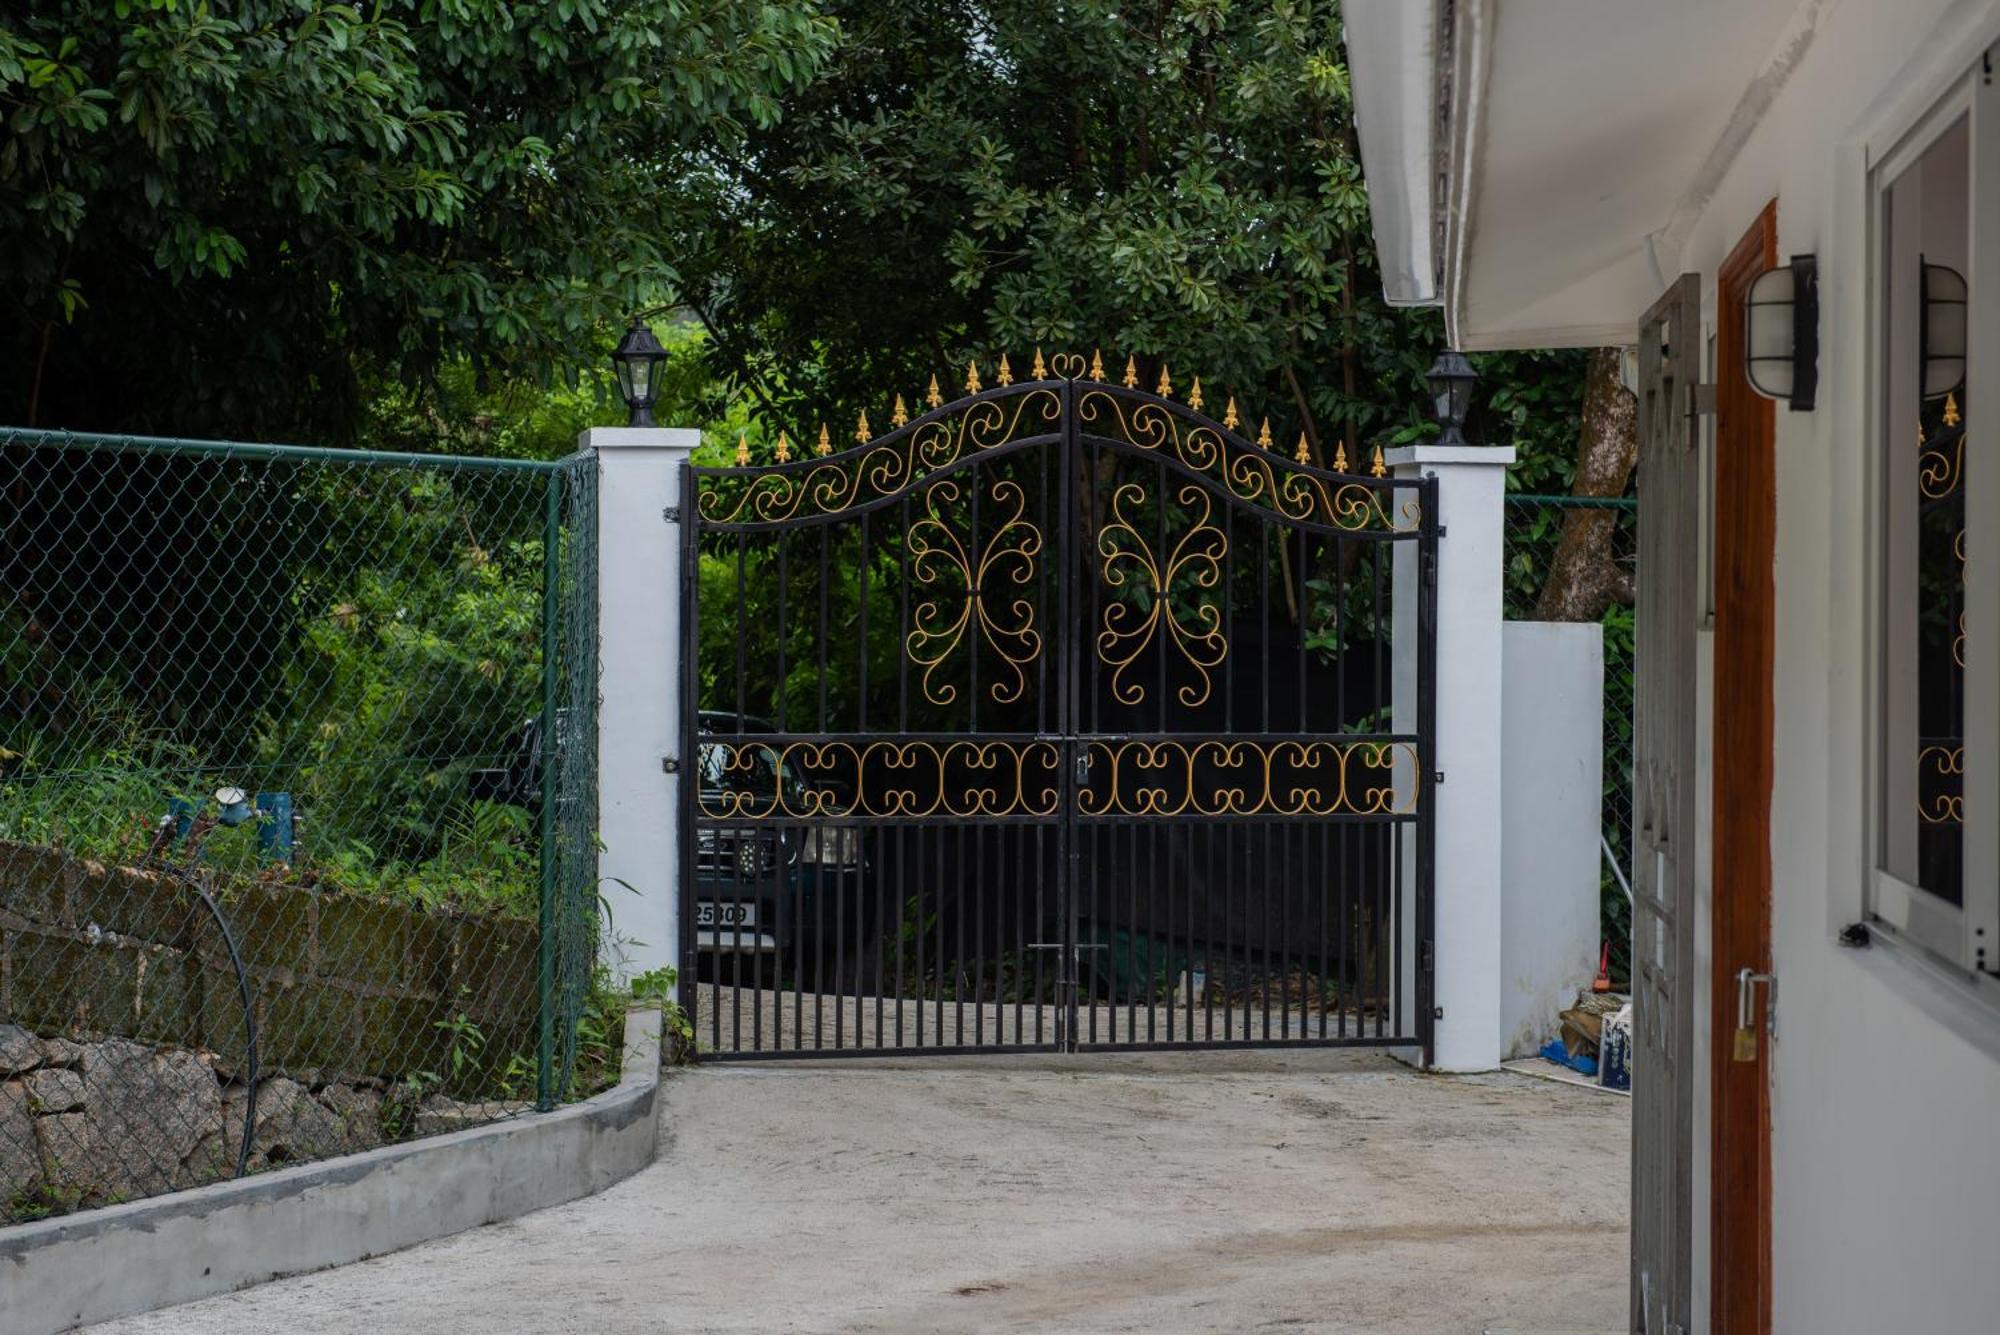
[1426,349,1478,446]
[610,316,669,427]
[1921,259,1968,400]
[1744,254,1819,411]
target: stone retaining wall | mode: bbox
[0,841,541,1220]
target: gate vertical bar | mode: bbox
[1417,474,1441,1065]
[1059,371,1080,1051]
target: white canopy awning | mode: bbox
[1346,0,1817,349]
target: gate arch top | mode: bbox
[691,356,1423,538]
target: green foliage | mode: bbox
[677,0,1587,466]
[0,440,580,916]
[0,1,838,437]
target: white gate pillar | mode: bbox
[585,425,699,985]
[1390,441,1515,1072]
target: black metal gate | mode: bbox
[681,356,1436,1059]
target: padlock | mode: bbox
[1732,967,1774,1063]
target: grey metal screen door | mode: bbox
[1631,276,1700,1334]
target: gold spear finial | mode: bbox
[1945,391,1961,427]
[926,375,943,408]
[1370,444,1387,478]
[816,424,831,456]
[997,353,1013,387]
[1295,432,1311,465]
[775,430,792,463]
[735,433,750,466]
[1256,417,1272,449]
[965,359,982,394]
[892,394,910,427]
[855,410,871,443]
[1188,377,1204,411]
[1031,347,1047,379]
[1333,441,1349,472]
[1122,355,1139,389]
[1223,396,1239,430]
[1156,363,1173,398]
[1090,348,1106,381]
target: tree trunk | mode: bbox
[1534,347,1639,621]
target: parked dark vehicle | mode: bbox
[693,712,874,981]
[466,709,569,813]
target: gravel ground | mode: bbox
[88,1050,1629,1335]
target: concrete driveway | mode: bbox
[90,1052,1628,1334]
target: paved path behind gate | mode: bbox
[87,1052,1628,1334]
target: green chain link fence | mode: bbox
[1,427,601,1225]
[1502,493,1637,986]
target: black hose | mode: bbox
[162,865,261,1178]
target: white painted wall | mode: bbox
[1652,2,2000,1328]
[587,426,699,986]
[1498,621,1605,1060]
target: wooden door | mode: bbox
[1712,202,1777,1335]
[1631,273,1701,1335]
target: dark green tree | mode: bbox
[0,0,837,438]
[675,0,1586,473]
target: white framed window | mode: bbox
[1869,55,2000,980]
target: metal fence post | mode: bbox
[537,465,563,1110]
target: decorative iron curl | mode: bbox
[695,386,1061,525]
[1076,387,1418,532]
[697,738,1062,819]
[1096,481,1228,708]
[1075,737,1420,818]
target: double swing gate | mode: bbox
[680,355,1437,1059]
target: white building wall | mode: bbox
[1498,621,1604,1060]
[1657,1,2000,1328]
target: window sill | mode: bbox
[1851,917,2000,1066]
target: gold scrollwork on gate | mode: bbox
[1919,423,1965,501]
[696,387,1062,524]
[699,738,1062,819]
[1076,388,1418,532]
[1918,743,1964,825]
[1075,738,1421,818]
[1097,481,1227,707]
[906,477,1045,706]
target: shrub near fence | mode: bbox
[0,429,600,1224]
[1502,493,1637,984]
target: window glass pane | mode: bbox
[1883,116,1970,905]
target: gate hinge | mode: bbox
[661,756,680,774]
[662,505,682,524]
[1432,769,1445,785]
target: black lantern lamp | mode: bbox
[1744,254,1819,411]
[1426,349,1478,446]
[610,316,669,427]
[1920,258,1968,400]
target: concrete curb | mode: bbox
[0,1007,665,1335]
